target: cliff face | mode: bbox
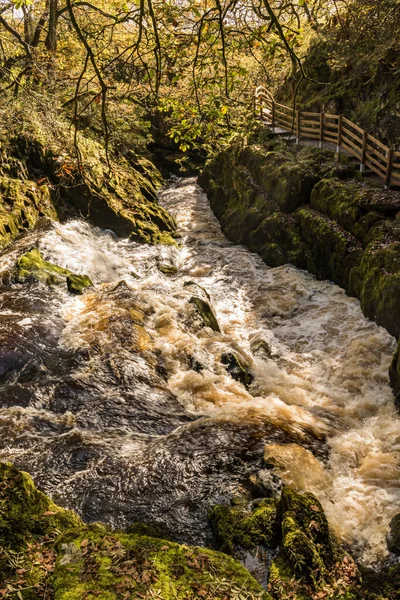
[199,134,400,400]
[0,112,177,252]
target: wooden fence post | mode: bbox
[385,149,394,189]
[296,110,301,144]
[337,115,343,154]
[360,131,368,173]
[319,112,325,148]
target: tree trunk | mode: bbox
[45,0,59,53]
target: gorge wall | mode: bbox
[198,131,400,402]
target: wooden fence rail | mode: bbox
[255,86,400,188]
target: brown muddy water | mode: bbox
[0,178,398,564]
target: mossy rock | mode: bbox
[387,514,400,554]
[276,488,335,585]
[0,176,58,250]
[158,263,179,276]
[209,498,279,555]
[296,206,363,288]
[67,274,93,295]
[15,247,70,285]
[210,488,364,600]
[53,527,271,600]
[0,462,81,594]
[0,464,270,600]
[349,241,400,338]
[221,352,254,388]
[389,341,400,407]
[189,296,221,332]
[15,248,93,295]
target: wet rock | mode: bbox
[66,273,93,295]
[189,355,205,372]
[158,263,179,276]
[184,280,211,300]
[387,514,400,554]
[389,342,400,409]
[189,296,221,332]
[15,248,93,294]
[15,247,70,285]
[221,352,254,388]
[250,338,274,360]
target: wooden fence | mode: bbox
[255,86,400,188]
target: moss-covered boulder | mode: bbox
[209,498,279,555]
[209,488,362,600]
[0,462,81,595]
[157,263,179,276]
[66,274,93,295]
[0,462,270,600]
[15,248,93,294]
[53,527,270,600]
[15,247,70,285]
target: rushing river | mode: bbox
[0,177,399,564]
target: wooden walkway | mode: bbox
[255,86,400,188]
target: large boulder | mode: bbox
[0,462,270,600]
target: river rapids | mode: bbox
[0,178,399,565]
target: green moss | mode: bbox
[158,263,179,276]
[0,176,58,250]
[53,528,271,600]
[0,462,81,596]
[267,489,363,599]
[248,211,308,268]
[0,462,271,600]
[189,296,221,332]
[15,249,93,295]
[349,241,400,338]
[209,499,278,555]
[311,179,366,236]
[277,488,335,585]
[296,206,362,288]
[16,248,70,284]
[67,274,93,295]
